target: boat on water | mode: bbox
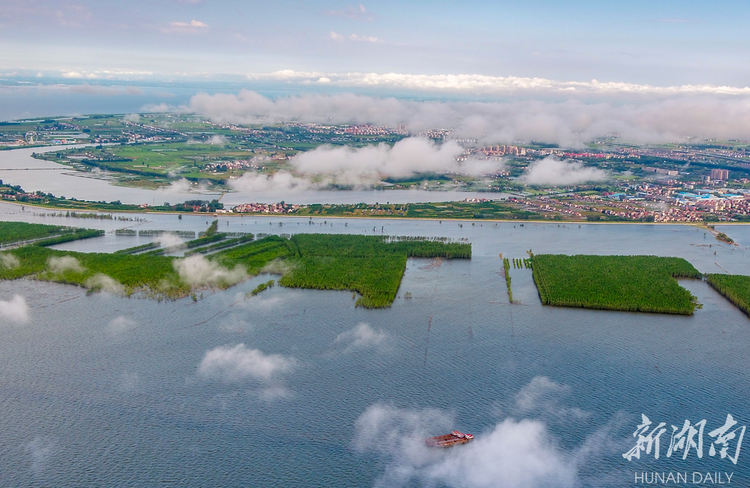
[425,431,475,448]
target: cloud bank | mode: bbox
[290,138,502,185]
[246,70,750,97]
[523,158,609,186]
[0,294,29,323]
[174,255,247,288]
[188,90,750,146]
[352,376,621,487]
[354,403,578,488]
[228,171,313,193]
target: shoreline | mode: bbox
[3,199,749,227]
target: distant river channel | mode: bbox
[1,163,750,486]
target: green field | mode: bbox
[0,245,188,297]
[293,201,545,220]
[531,254,702,314]
[706,274,750,317]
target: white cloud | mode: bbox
[156,178,211,195]
[61,71,85,79]
[523,157,609,186]
[326,4,375,21]
[170,20,209,28]
[159,232,184,248]
[354,403,578,488]
[117,372,141,392]
[24,436,55,476]
[198,343,297,383]
[85,274,126,295]
[228,170,314,192]
[511,376,590,421]
[123,113,140,122]
[159,178,192,194]
[189,89,750,146]
[329,31,345,41]
[333,322,388,353]
[234,293,285,311]
[164,19,209,33]
[1,253,20,269]
[48,256,85,274]
[206,134,226,145]
[0,294,29,323]
[140,102,173,113]
[174,255,248,288]
[292,138,469,184]
[107,316,136,334]
[245,70,750,97]
[348,34,383,43]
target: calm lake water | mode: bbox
[1,201,749,487]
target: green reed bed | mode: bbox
[531,254,702,315]
[706,274,750,317]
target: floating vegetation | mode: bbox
[706,274,750,317]
[34,229,104,247]
[138,230,195,238]
[249,279,275,297]
[199,219,219,238]
[716,232,734,244]
[532,255,702,315]
[115,242,160,254]
[0,221,72,246]
[503,258,513,303]
[115,229,137,236]
[511,258,532,269]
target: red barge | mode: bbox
[425,431,474,448]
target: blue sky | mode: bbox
[2,0,750,87]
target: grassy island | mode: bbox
[278,234,470,307]
[531,254,702,315]
[0,221,104,248]
[706,274,750,317]
[0,221,471,308]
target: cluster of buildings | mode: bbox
[231,202,300,214]
[204,159,260,171]
[642,167,679,176]
[342,125,397,136]
[0,191,44,202]
[480,145,528,156]
[710,169,730,180]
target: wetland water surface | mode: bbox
[0,204,749,486]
